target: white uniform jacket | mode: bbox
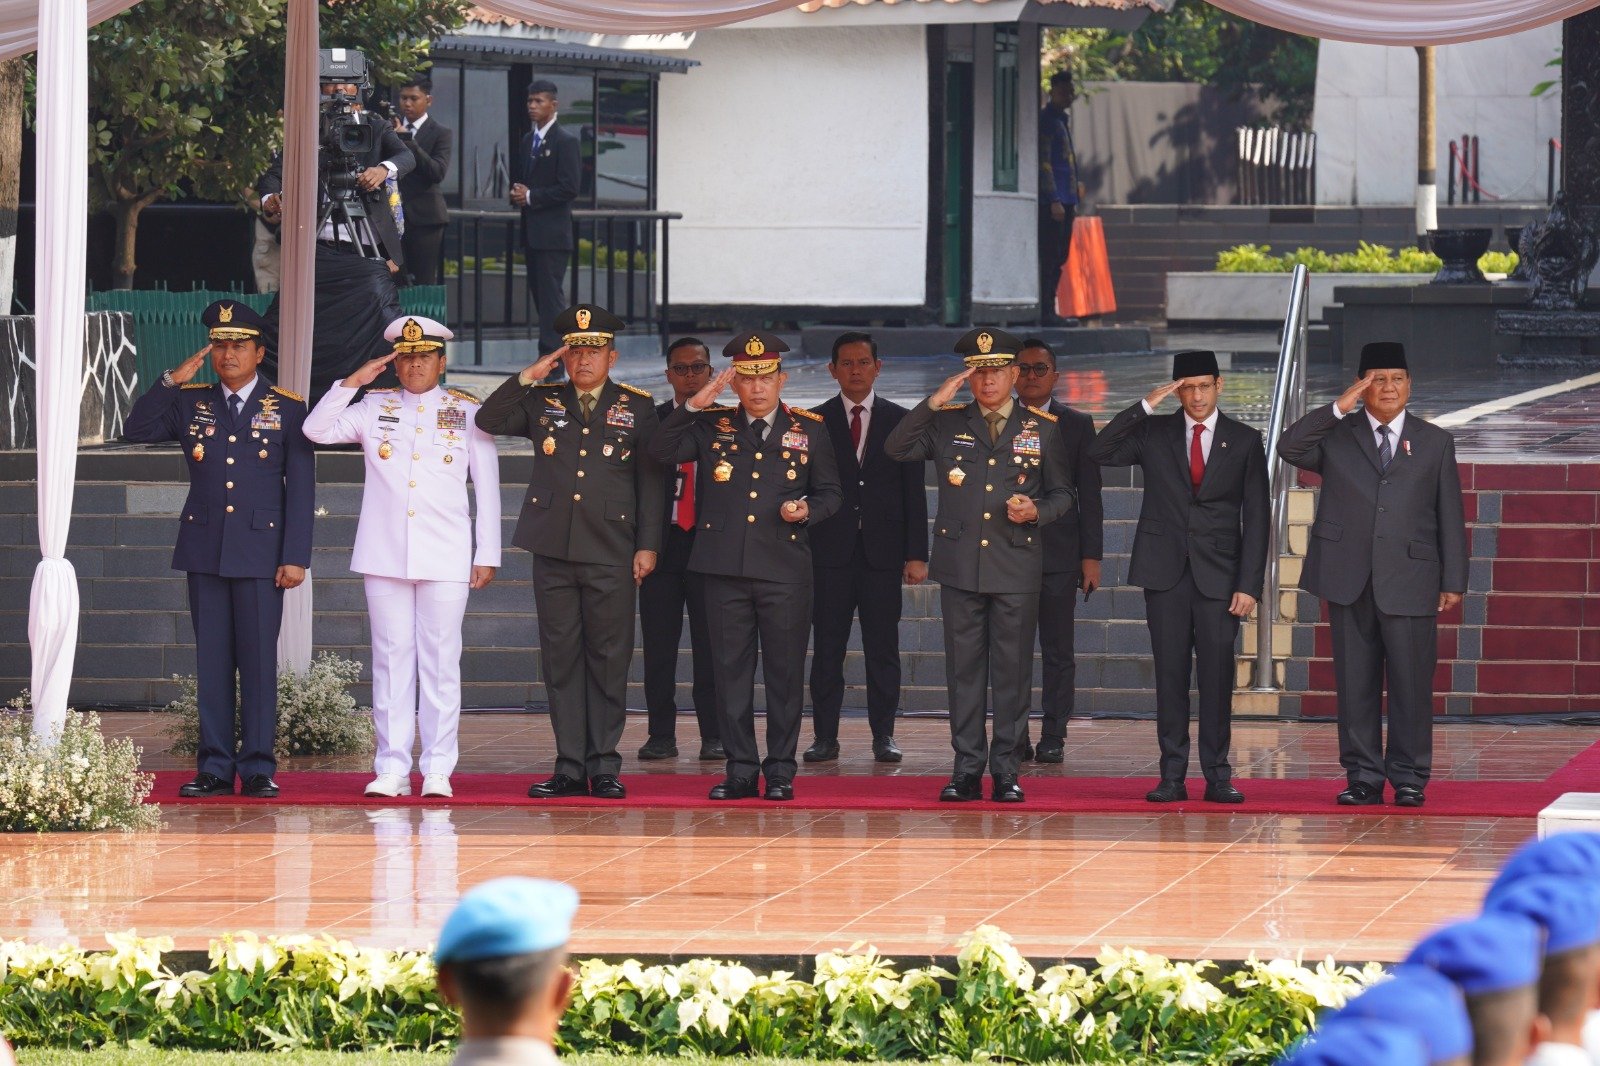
[304,381,502,581]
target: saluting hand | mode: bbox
[170,346,211,385]
[519,347,566,386]
[344,351,398,389]
[1143,379,1182,410]
[1336,370,1379,415]
[929,368,974,409]
[689,366,736,410]
[470,566,496,590]
[276,565,306,590]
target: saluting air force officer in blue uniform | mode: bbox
[123,300,315,799]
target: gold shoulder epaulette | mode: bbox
[445,387,481,404]
[365,387,398,394]
[271,385,304,403]
[701,405,736,413]
[790,407,823,422]
[180,383,210,390]
[1028,405,1058,423]
[940,402,969,411]
[617,382,652,399]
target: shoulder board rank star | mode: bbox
[445,387,481,405]
[271,385,304,403]
[788,407,823,422]
[180,383,211,390]
[617,382,652,399]
[940,402,969,411]
[1027,405,1058,423]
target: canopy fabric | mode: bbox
[1204,0,1600,45]
[0,0,135,61]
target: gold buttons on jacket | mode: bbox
[226,481,234,490]
[577,470,586,478]
[579,449,587,457]
[228,435,237,443]
[749,491,758,499]
[409,480,416,488]
[581,427,590,435]
[988,458,996,466]
[226,505,235,513]
[408,509,415,517]
[747,514,756,523]
[983,512,990,520]
[573,493,582,501]
[226,457,235,465]
[412,453,420,461]
[980,539,989,547]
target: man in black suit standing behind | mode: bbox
[1090,350,1268,804]
[637,338,725,763]
[395,76,453,286]
[1278,342,1467,808]
[803,332,928,765]
[511,80,581,358]
[1012,339,1102,763]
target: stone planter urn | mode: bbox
[1426,228,1492,285]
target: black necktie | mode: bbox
[229,394,243,423]
[1377,424,1393,470]
[755,418,769,443]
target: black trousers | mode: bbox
[401,224,446,286]
[526,248,569,355]
[941,585,1037,777]
[531,554,634,780]
[809,538,903,743]
[1034,569,1081,742]
[1143,565,1237,784]
[701,574,810,784]
[1037,201,1076,321]
[1329,579,1437,790]
[639,563,719,743]
[187,573,283,783]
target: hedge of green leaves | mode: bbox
[0,929,1379,1063]
[1214,241,1517,275]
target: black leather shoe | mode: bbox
[803,740,840,763]
[992,774,1025,803]
[240,774,279,799]
[1035,739,1065,764]
[1337,782,1384,806]
[1204,781,1245,804]
[872,735,903,763]
[590,774,626,800]
[529,774,589,798]
[637,737,678,760]
[1393,785,1425,808]
[764,780,794,802]
[698,739,726,760]
[1145,780,1188,803]
[1017,739,1035,762]
[709,775,760,800]
[940,773,982,802]
[179,772,233,798]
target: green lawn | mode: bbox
[14,1054,1170,1066]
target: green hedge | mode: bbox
[1214,241,1517,275]
[0,929,1378,1063]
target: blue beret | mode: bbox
[1331,965,1471,1062]
[435,877,578,965]
[1486,874,1600,953]
[1281,1017,1429,1066]
[1487,833,1600,899]
[1404,913,1542,995]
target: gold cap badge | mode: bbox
[402,318,423,343]
[576,308,591,330]
[976,332,993,355]
[744,336,766,357]
[218,304,234,323]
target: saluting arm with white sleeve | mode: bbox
[301,380,371,445]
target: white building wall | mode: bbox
[655,26,929,307]
[1314,27,1562,205]
[970,22,1040,312]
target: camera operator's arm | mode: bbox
[257,152,284,223]
[523,128,579,211]
[356,125,414,193]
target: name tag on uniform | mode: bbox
[781,431,808,451]
[436,406,467,431]
[378,414,400,424]
[606,406,634,430]
[950,435,974,449]
[1012,432,1041,456]
[543,404,566,420]
[193,411,216,426]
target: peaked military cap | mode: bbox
[955,327,1023,369]
[384,315,452,354]
[202,300,267,342]
[1171,349,1220,379]
[556,304,626,348]
[1358,341,1408,374]
[724,331,789,376]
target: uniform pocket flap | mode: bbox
[605,498,633,522]
[700,511,725,532]
[251,509,280,531]
[1408,540,1439,560]
[184,504,208,525]
[1311,519,1343,541]
[1213,533,1240,554]
[1137,518,1165,535]
[935,518,963,540]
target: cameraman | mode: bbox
[395,75,453,286]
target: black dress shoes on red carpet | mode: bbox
[590,775,626,800]
[1145,780,1188,803]
[1337,782,1384,806]
[1393,785,1425,808]
[709,775,760,800]
[992,774,1025,803]
[872,736,903,763]
[1204,782,1245,804]
[241,774,279,799]
[529,774,588,798]
[763,780,794,802]
[803,740,840,763]
[939,773,982,802]
[179,773,233,798]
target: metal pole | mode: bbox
[472,215,484,367]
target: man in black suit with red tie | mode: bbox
[638,338,724,762]
[803,332,928,765]
[1089,349,1268,804]
[510,80,581,358]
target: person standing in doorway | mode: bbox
[511,80,581,360]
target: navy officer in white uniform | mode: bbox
[302,316,501,798]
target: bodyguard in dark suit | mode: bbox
[511,80,582,357]
[884,328,1076,804]
[804,331,928,765]
[1089,350,1268,804]
[1278,342,1467,808]
[475,305,665,800]
[122,301,314,799]
[637,338,723,762]
[1012,339,1103,763]
[395,76,453,286]
[649,332,844,801]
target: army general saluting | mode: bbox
[123,300,314,799]
[475,304,663,801]
[302,316,501,800]
[884,328,1075,803]
[649,333,843,801]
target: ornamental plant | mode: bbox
[0,698,159,833]
[165,652,374,761]
[1213,242,1517,275]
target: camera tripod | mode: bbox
[318,189,388,262]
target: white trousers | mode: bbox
[364,574,470,777]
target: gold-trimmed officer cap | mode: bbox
[384,315,453,354]
[723,331,790,376]
[954,327,1023,369]
[202,300,267,342]
[556,303,626,348]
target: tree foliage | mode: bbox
[1043,0,1319,127]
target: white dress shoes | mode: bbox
[421,774,453,798]
[364,773,412,797]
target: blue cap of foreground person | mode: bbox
[435,877,578,964]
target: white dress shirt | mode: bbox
[1143,398,1218,462]
[302,381,502,581]
[221,376,258,411]
[840,390,875,464]
[1329,401,1408,452]
[403,112,429,135]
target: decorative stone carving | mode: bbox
[0,312,138,449]
[1518,195,1599,311]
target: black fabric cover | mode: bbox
[260,244,404,402]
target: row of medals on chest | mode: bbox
[946,423,1042,487]
[536,393,637,461]
[710,415,807,482]
[375,392,469,462]
[188,395,279,463]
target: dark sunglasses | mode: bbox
[668,362,712,376]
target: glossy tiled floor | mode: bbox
[2,714,1592,963]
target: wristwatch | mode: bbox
[160,370,176,388]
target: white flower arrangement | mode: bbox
[164,652,374,760]
[0,697,159,833]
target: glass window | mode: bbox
[596,75,652,206]
[529,72,596,206]
[427,63,462,203]
[992,27,1018,192]
[461,66,513,207]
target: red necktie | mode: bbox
[850,404,865,458]
[1189,423,1205,492]
[675,462,695,532]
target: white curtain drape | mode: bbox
[27,0,88,737]
[470,0,799,33]
[1205,0,1599,45]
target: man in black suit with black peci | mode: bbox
[1089,349,1268,804]
[511,79,582,359]
[395,75,453,286]
[803,331,928,765]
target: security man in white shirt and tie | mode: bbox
[303,316,501,799]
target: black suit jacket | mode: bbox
[397,116,452,227]
[1041,398,1104,574]
[808,395,928,572]
[654,399,698,572]
[258,120,415,264]
[1089,403,1269,600]
[514,122,581,251]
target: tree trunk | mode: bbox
[0,57,27,313]
[111,195,156,290]
[1415,45,1437,247]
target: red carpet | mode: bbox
[150,737,1600,817]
